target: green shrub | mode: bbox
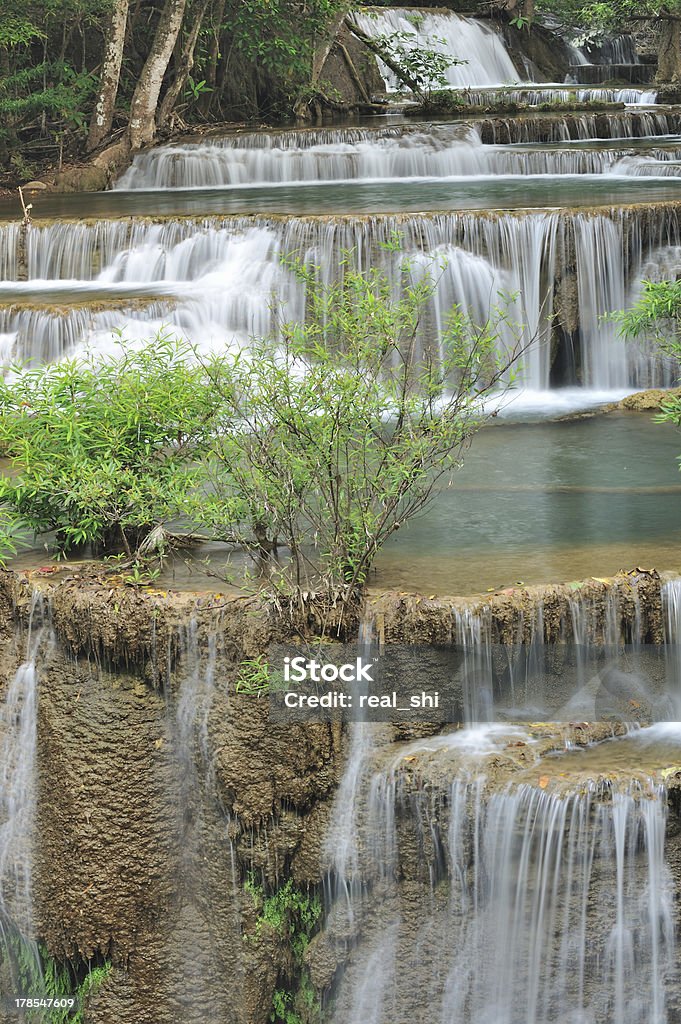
[0,336,219,558]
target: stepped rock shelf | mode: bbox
[2,569,681,1023]
[5,4,681,1023]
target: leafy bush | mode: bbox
[615,279,681,353]
[193,247,523,625]
[0,337,219,558]
[0,247,523,631]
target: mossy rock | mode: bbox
[53,164,109,193]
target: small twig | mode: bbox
[17,186,32,226]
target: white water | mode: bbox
[0,594,47,988]
[0,663,39,942]
[115,127,681,190]
[115,117,681,190]
[349,9,521,90]
[169,621,244,1017]
[327,740,676,1024]
[0,207,677,398]
[439,781,674,1024]
[442,86,657,106]
[662,579,681,707]
[479,111,680,142]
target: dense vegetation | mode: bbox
[0,253,522,629]
[0,0,357,176]
[2,0,680,182]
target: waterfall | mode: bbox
[611,155,681,177]
[574,215,629,389]
[586,34,640,66]
[1,207,679,393]
[440,781,674,1024]
[324,731,676,1024]
[477,111,681,143]
[574,214,681,390]
[167,620,244,1019]
[116,126,490,190]
[0,301,175,365]
[429,87,657,107]
[114,116,681,194]
[662,579,681,710]
[0,664,39,946]
[348,10,522,90]
[0,594,49,989]
[114,124,681,190]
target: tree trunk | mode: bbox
[128,0,187,150]
[87,0,129,152]
[156,0,210,129]
[293,10,347,120]
[200,0,225,115]
[657,18,681,83]
[345,17,421,93]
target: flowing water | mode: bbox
[322,725,679,1024]
[0,595,49,992]
[349,9,521,90]
[2,9,681,1021]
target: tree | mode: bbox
[128,0,187,149]
[222,0,352,118]
[191,249,524,632]
[156,0,211,130]
[537,0,681,81]
[86,0,128,151]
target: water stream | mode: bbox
[3,7,681,1021]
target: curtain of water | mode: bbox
[2,207,679,392]
[348,10,521,91]
[0,594,50,990]
[325,750,675,1024]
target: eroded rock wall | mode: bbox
[0,566,672,1022]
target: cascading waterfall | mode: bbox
[440,781,674,1024]
[348,8,654,103]
[1,207,678,394]
[0,301,175,365]
[0,664,39,948]
[574,214,681,390]
[115,115,681,191]
[349,10,522,90]
[611,155,681,177]
[324,733,676,1024]
[168,621,244,1019]
[0,594,49,988]
[432,86,657,106]
[114,125,681,190]
[662,579,681,704]
[478,110,681,142]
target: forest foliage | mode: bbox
[0,253,523,628]
[2,0,680,176]
[0,0,355,169]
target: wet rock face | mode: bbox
[0,575,343,1024]
[367,569,664,646]
[0,567,674,1022]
